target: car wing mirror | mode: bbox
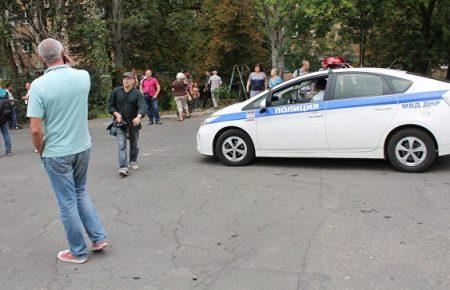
[259,98,267,113]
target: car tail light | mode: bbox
[443,90,450,105]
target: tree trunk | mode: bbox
[56,0,69,46]
[0,9,19,80]
[359,29,366,67]
[6,41,19,80]
[110,0,124,68]
[35,0,48,40]
[261,3,285,73]
[419,0,437,74]
[270,37,285,72]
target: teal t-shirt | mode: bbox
[27,65,92,157]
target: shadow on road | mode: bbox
[197,155,450,172]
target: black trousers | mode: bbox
[201,90,212,108]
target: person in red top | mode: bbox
[140,69,162,125]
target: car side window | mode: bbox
[383,75,413,93]
[334,73,385,100]
[270,77,327,107]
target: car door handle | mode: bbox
[307,112,324,118]
[375,107,392,111]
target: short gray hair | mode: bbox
[176,72,186,81]
[38,38,64,64]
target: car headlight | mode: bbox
[202,115,219,126]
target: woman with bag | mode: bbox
[172,73,190,121]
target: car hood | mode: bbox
[212,102,245,116]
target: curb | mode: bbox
[159,108,217,120]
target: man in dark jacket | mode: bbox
[108,72,146,177]
[0,80,12,156]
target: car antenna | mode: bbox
[388,58,397,69]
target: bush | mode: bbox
[156,75,177,112]
[212,85,240,100]
[86,70,112,119]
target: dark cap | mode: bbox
[122,72,134,78]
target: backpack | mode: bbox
[0,89,14,124]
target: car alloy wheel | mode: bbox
[387,128,436,172]
[395,137,427,167]
[215,129,255,166]
[222,136,248,162]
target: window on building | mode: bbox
[21,41,33,53]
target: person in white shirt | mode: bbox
[5,84,20,129]
[208,70,222,108]
[311,78,327,102]
[293,60,310,78]
[22,82,31,105]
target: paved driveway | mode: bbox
[1,116,450,289]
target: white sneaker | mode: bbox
[118,167,128,177]
[129,162,139,170]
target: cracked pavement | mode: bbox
[1,115,450,289]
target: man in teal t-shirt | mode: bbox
[27,62,91,157]
[27,38,107,264]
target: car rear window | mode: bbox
[383,75,413,93]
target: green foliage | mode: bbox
[156,75,179,112]
[211,85,240,100]
[2,0,449,122]
[67,0,112,118]
[366,0,449,74]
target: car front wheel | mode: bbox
[387,128,436,172]
[215,129,255,166]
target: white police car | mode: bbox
[197,68,450,172]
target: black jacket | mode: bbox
[108,86,146,129]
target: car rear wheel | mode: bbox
[215,129,255,166]
[387,128,436,172]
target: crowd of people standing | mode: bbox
[0,52,314,158]
[0,61,310,156]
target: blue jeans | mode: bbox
[117,127,139,168]
[11,105,19,128]
[145,95,160,123]
[42,149,106,258]
[0,122,11,153]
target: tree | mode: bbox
[67,0,112,117]
[285,0,345,70]
[0,0,71,76]
[254,0,296,72]
[367,0,448,74]
[192,0,269,75]
[337,0,387,66]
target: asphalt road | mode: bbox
[1,115,450,290]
